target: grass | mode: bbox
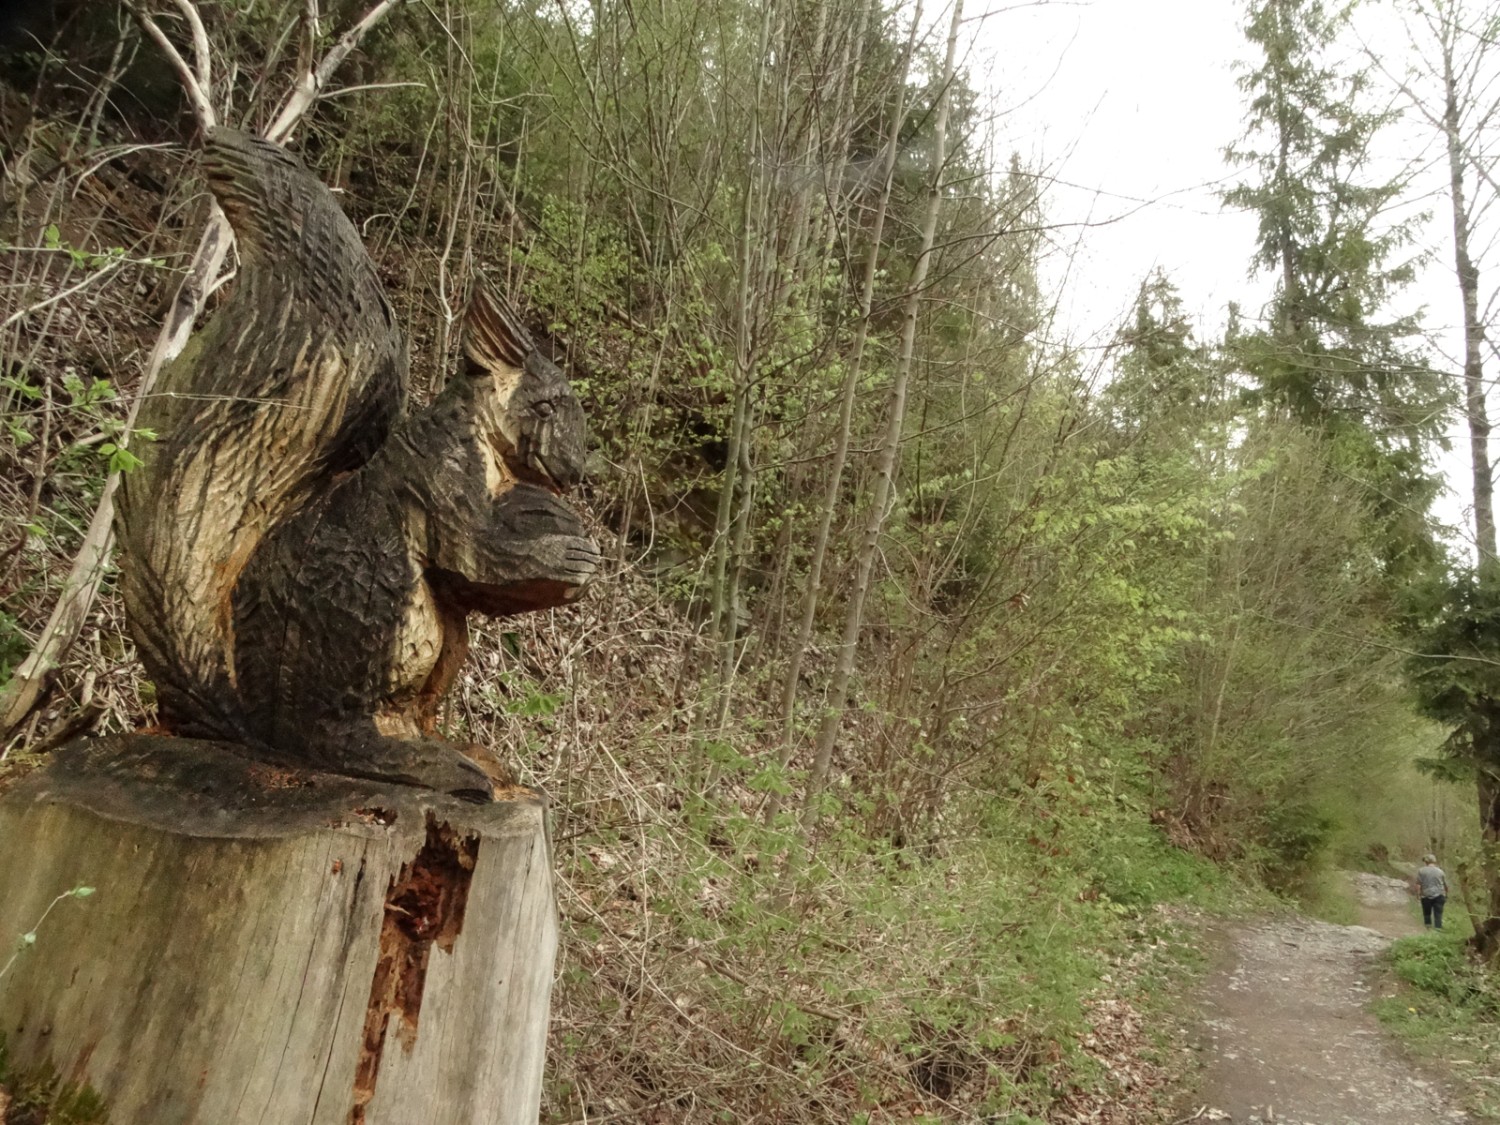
[1374,927,1500,1121]
[544,769,1269,1123]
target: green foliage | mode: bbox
[0,608,28,684]
[548,746,1230,1121]
[1222,0,1446,603]
[1406,568,1500,742]
[1376,929,1500,1117]
[1293,865,1360,925]
[1390,931,1493,1009]
[1224,0,1444,452]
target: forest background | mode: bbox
[0,0,1494,1120]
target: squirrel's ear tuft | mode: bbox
[463,283,534,373]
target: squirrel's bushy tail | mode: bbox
[117,129,408,738]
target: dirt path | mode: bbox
[1191,873,1467,1125]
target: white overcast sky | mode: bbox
[970,0,1265,340]
[959,0,1485,544]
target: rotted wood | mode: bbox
[0,736,556,1125]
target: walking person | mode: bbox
[1417,853,1449,930]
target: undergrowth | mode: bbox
[1290,865,1361,926]
[1375,929,1500,1120]
[544,749,1251,1122]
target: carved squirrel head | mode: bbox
[416,283,599,619]
[461,284,587,495]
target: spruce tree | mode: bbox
[1223,0,1446,577]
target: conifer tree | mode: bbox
[1223,0,1445,576]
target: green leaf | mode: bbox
[101,443,144,474]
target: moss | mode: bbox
[0,1037,111,1125]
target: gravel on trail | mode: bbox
[1189,873,1470,1125]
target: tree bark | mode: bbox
[1409,0,1500,958]
[1474,765,1500,955]
[0,736,555,1124]
[1439,29,1497,571]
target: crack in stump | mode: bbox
[349,813,479,1124]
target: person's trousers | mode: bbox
[1422,894,1446,929]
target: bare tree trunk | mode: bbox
[709,0,775,660]
[775,0,916,758]
[1433,3,1500,957]
[1475,763,1500,954]
[802,0,963,828]
[1441,40,1497,570]
[1271,0,1301,338]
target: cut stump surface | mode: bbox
[0,735,555,1125]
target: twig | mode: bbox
[317,80,427,99]
[0,257,126,331]
[692,950,847,1023]
[0,886,95,982]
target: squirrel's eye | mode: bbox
[535,400,556,418]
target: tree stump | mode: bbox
[0,736,556,1125]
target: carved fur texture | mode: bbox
[118,131,598,796]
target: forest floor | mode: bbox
[1185,872,1472,1125]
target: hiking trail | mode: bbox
[1188,872,1469,1125]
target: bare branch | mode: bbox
[0,258,127,332]
[304,0,322,52]
[122,1,216,130]
[295,0,321,81]
[266,0,404,143]
[170,0,212,93]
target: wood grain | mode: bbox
[115,131,598,796]
[0,736,556,1125]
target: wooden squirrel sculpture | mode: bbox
[118,129,598,799]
